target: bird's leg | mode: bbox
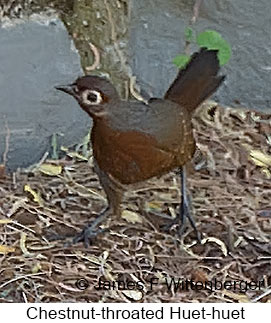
[164,166,201,242]
[178,167,201,241]
[73,162,123,247]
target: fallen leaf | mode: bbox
[61,146,88,161]
[24,184,43,206]
[145,201,163,212]
[156,193,173,201]
[201,237,228,256]
[223,290,250,303]
[6,197,28,217]
[0,219,13,224]
[0,245,15,254]
[32,262,42,274]
[39,163,62,176]
[122,290,143,301]
[20,232,34,257]
[121,210,142,224]
[261,168,271,179]
[250,150,271,167]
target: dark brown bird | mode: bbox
[56,48,225,246]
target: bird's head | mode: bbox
[56,75,119,118]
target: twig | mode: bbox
[251,286,271,302]
[129,76,148,104]
[185,0,203,55]
[191,0,203,24]
[0,272,47,290]
[85,42,101,72]
[31,151,49,171]
[3,117,10,166]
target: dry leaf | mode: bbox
[250,150,271,167]
[61,146,88,161]
[0,245,15,254]
[261,168,271,179]
[24,184,43,206]
[6,197,28,217]
[39,163,62,176]
[32,262,42,274]
[122,290,143,301]
[223,290,250,303]
[20,232,34,257]
[249,150,271,178]
[78,253,112,270]
[201,237,228,256]
[145,201,163,212]
[121,210,142,224]
[156,193,174,201]
[0,219,13,224]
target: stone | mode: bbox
[0,14,89,171]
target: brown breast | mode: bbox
[91,113,196,185]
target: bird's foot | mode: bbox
[71,224,108,248]
[163,201,201,243]
[69,206,111,247]
[46,208,110,248]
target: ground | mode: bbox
[0,103,270,303]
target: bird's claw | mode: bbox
[163,201,201,243]
[72,225,107,248]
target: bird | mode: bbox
[56,48,225,247]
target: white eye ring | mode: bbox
[82,90,103,105]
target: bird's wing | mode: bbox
[108,99,192,151]
[92,119,178,184]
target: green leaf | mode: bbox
[173,54,190,69]
[196,30,231,65]
[184,27,195,43]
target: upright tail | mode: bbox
[165,48,225,113]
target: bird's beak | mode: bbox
[55,84,77,97]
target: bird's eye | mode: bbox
[82,90,103,105]
[87,92,98,102]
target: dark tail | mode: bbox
[165,48,225,113]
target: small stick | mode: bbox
[185,0,204,55]
[85,42,100,72]
[3,117,10,166]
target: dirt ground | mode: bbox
[0,103,270,303]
